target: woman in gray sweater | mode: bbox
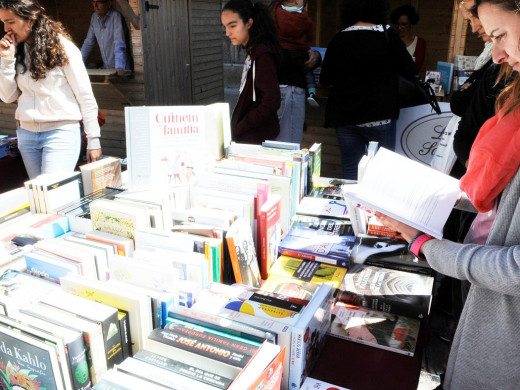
[378,1,520,388]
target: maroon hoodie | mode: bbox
[231,43,281,144]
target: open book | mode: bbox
[343,148,460,239]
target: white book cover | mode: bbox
[343,148,460,239]
[125,105,231,192]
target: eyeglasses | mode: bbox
[395,22,410,27]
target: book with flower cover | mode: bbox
[329,302,420,356]
[0,321,65,390]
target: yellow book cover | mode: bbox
[268,255,347,288]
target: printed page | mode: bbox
[343,148,460,238]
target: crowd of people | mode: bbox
[2,0,520,389]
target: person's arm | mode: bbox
[62,39,102,162]
[80,15,97,64]
[0,33,21,103]
[233,50,280,138]
[112,11,127,73]
[413,37,426,71]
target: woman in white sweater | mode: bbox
[0,0,101,179]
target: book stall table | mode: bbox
[310,312,429,390]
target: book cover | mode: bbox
[261,274,320,302]
[258,194,282,280]
[351,234,433,276]
[278,224,354,268]
[302,376,350,390]
[289,283,334,390]
[89,198,149,240]
[117,310,132,360]
[24,250,83,283]
[342,148,460,239]
[80,157,122,195]
[338,263,434,320]
[4,311,91,390]
[329,302,420,356]
[0,323,65,390]
[296,196,349,220]
[37,172,82,214]
[125,105,230,192]
[366,216,403,238]
[85,230,134,257]
[309,185,344,200]
[290,214,355,238]
[436,61,454,94]
[268,256,347,288]
[226,218,262,288]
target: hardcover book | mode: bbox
[329,302,420,356]
[125,104,231,192]
[226,218,262,288]
[80,156,122,195]
[258,194,282,279]
[338,263,434,320]
[0,321,65,390]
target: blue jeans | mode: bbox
[17,127,81,179]
[305,70,316,89]
[275,85,305,144]
[336,121,396,180]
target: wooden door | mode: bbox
[140,0,192,105]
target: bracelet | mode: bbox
[407,232,423,251]
[409,233,435,261]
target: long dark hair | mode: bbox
[340,0,389,28]
[476,0,520,115]
[0,0,71,80]
[222,0,278,55]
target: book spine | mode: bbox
[225,235,243,284]
[160,320,259,366]
[101,312,124,368]
[279,247,349,268]
[168,305,277,344]
[66,332,93,390]
[134,349,231,389]
[118,310,132,359]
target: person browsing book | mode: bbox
[378,2,520,388]
[0,0,102,179]
[222,0,281,144]
[319,0,418,180]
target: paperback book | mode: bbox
[329,302,420,356]
[338,263,434,320]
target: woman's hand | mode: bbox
[86,148,102,163]
[375,212,420,243]
[0,33,16,59]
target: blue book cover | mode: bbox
[436,61,454,94]
[278,225,354,268]
[24,250,82,283]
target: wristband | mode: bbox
[407,232,423,251]
[409,233,434,261]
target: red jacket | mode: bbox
[272,2,314,51]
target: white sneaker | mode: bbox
[307,92,319,108]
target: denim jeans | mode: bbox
[275,85,306,144]
[305,70,317,89]
[17,127,81,179]
[335,120,396,180]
